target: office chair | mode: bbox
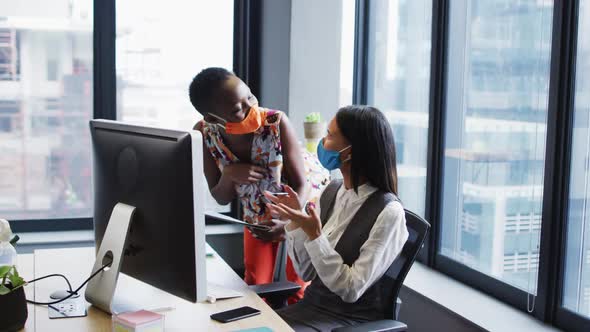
[249,209,430,332]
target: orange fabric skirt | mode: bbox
[243,227,307,303]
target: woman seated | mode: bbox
[265,105,409,331]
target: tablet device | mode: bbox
[205,211,271,231]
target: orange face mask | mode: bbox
[208,104,266,135]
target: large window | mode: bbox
[116,0,233,130]
[440,0,553,292]
[366,0,432,216]
[563,0,590,319]
[116,0,234,211]
[0,0,93,220]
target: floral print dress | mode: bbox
[199,108,329,225]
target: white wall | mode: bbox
[259,0,292,114]
[288,0,351,140]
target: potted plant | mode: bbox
[0,219,28,332]
[303,112,324,153]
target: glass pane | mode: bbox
[439,0,553,292]
[0,1,93,220]
[116,0,233,212]
[367,0,432,216]
[563,0,590,317]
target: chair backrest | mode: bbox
[382,209,430,320]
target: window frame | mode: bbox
[433,0,558,318]
[424,0,449,266]
[10,0,257,233]
[355,0,590,330]
[552,0,590,330]
[354,0,445,265]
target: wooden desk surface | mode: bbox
[19,247,292,332]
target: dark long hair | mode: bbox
[336,105,398,195]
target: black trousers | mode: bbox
[277,302,364,332]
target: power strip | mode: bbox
[48,297,87,319]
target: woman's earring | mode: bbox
[342,153,352,163]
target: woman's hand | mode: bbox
[222,163,269,185]
[249,219,287,242]
[263,185,301,211]
[267,202,322,241]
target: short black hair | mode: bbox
[188,67,234,114]
[336,105,398,195]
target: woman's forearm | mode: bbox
[286,228,317,281]
[210,174,237,205]
[292,180,309,208]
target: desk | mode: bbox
[18,247,292,331]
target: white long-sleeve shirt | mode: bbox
[286,183,409,303]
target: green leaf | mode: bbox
[0,265,10,278]
[9,235,19,246]
[0,284,10,295]
[305,112,321,123]
[8,272,25,288]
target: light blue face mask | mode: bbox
[316,139,351,171]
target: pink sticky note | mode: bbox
[114,310,163,328]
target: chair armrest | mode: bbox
[331,320,408,332]
[248,281,301,298]
[395,297,402,320]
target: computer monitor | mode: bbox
[85,119,207,314]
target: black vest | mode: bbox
[302,179,400,321]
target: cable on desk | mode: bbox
[26,261,112,306]
[26,273,73,293]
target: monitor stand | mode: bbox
[84,202,137,314]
